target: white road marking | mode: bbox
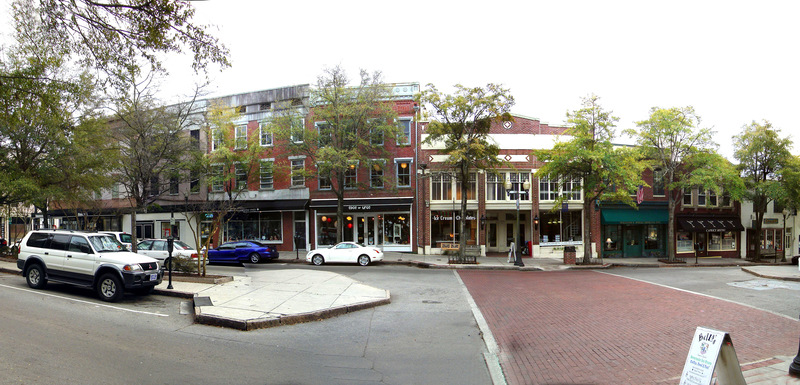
[597,271,798,322]
[0,283,169,317]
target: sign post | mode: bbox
[679,327,745,385]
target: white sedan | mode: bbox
[306,242,384,266]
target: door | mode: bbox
[695,232,708,257]
[356,215,377,246]
[63,235,95,282]
[623,226,642,257]
[136,222,154,240]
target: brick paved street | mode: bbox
[459,270,800,385]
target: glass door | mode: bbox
[623,226,642,257]
[357,215,377,246]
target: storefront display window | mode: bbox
[383,214,410,245]
[603,225,620,251]
[431,210,477,246]
[224,212,282,242]
[540,211,581,243]
[709,231,735,251]
[677,231,693,253]
[645,225,659,250]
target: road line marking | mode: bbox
[0,283,169,317]
[597,270,798,322]
[453,270,508,385]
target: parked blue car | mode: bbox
[207,240,279,264]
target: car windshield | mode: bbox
[174,240,193,250]
[119,233,132,243]
[88,235,125,252]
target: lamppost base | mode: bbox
[789,357,800,377]
[514,259,524,267]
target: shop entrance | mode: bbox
[356,215,379,246]
[623,225,642,257]
[486,212,525,253]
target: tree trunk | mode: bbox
[130,208,138,252]
[667,194,676,262]
[583,199,593,264]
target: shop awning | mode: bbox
[310,197,413,212]
[677,216,744,232]
[601,209,668,224]
[237,199,308,211]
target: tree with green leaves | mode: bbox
[733,120,793,261]
[419,83,514,261]
[275,66,399,243]
[109,71,206,251]
[534,95,646,264]
[0,32,116,225]
[625,106,744,262]
[7,0,229,87]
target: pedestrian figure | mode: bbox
[508,241,516,263]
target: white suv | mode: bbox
[17,229,162,302]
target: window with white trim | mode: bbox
[487,173,505,201]
[291,118,305,143]
[211,129,222,151]
[564,177,581,200]
[396,119,411,145]
[211,165,224,192]
[370,160,384,188]
[259,160,273,189]
[259,122,273,146]
[316,121,331,147]
[396,160,411,187]
[235,125,247,149]
[345,164,357,189]
[431,173,453,201]
[539,175,558,201]
[291,159,305,187]
[235,163,247,190]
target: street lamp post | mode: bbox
[783,208,789,262]
[505,177,530,267]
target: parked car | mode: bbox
[207,240,279,264]
[101,231,133,251]
[136,239,198,268]
[306,242,384,266]
[16,229,162,302]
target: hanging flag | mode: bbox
[636,185,644,204]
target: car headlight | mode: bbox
[123,264,143,272]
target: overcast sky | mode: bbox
[3,1,799,160]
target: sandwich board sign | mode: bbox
[679,327,745,385]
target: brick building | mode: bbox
[417,114,600,258]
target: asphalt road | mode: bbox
[0,263,491,385]
[603,266,800,319]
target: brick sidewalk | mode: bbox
[459,270,800,385]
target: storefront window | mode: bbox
[383,214,410,245]
[540,211,581,243]
[644,225,659,250]
[761,229,782,251]
[317,215,337,245]
[677,231,693,253]
[224,212,282,242]
[431,210,477,245]
[603,225,620,251]
[709,231,736,251]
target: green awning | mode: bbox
[601,209,668,224]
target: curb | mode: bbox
[193,295,392,331]
[741,266,800,282]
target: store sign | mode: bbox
[679,327,745,385]
[764,218,779,224]
[433,213,476,221]
[347,205,371,211]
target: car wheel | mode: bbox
[248,252,261,264]
[97,273,124,302]
[357,255,370,266]
[312,254,324,266]
[26,264,47,289]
